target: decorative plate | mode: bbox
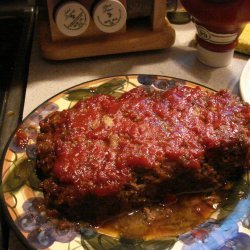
[1,75,250,250]
[240,59,250,104]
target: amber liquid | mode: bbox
[39,179,247,240]
[96,192,222,240]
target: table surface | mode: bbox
[5,21,250,249]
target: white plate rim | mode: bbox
[240,58,250,104]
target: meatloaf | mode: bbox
[36,86,250,221]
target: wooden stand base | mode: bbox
[38,15,175,60]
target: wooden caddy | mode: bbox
[39,0,175,60]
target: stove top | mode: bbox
[0,2,35,249]
[0,2,35,154]
[0,17,24,125]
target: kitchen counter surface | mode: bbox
[5,20,249,250]
[23,21,249,118]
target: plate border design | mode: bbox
[0,74,248,250]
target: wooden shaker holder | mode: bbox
[39,0,175,60]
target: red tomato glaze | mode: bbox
[48,86,250,197]
[14,129,29,150]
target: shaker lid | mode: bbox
[55,1,90,37]
[93,0,127,33]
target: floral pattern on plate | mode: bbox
[1,75,250,250]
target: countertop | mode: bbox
[7,20,250,250]
[23,21,249,118]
